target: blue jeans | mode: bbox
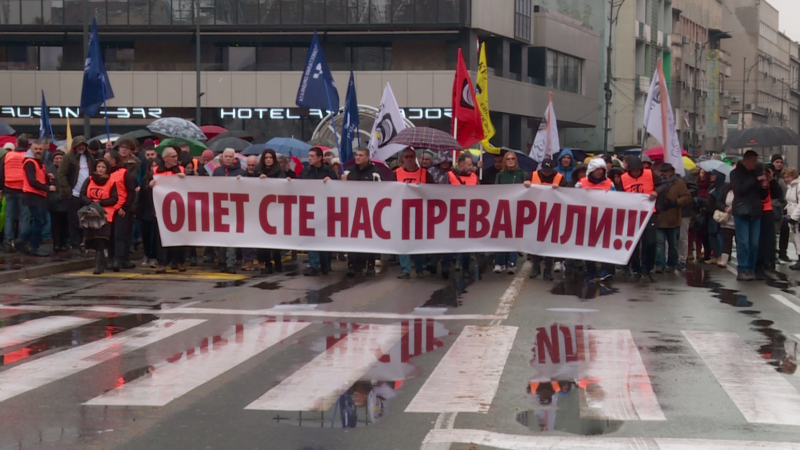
[494,252,518,267]
[734,216,761,273]
[42,210,51,241]
[4,192,30,243]
[656,227,680,269]
[20,205,46,250]
[309,251,329,270]
[400,254,425,274]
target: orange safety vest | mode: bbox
[86,178,116,223]
[763,192,772,212]
[581,178,613,191]
[395,167,426,184]
[154,165,186,176]
[448,171,478,185]
[532,172,563,186]
[21,158,46,197]
[3,151,25,190]
[620,169,655,194]
[109,166,128,211]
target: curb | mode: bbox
[0,258,95,285]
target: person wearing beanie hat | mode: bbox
[621,155,659,282]
[641,154,653,169]
[575,158,616,282]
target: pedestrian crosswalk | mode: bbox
[0,311,798,431]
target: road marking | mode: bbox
[0,316,97,350]
[585,330,666,420]
[422,429,800,449]
[772,294,800,315]
[684,330,800,425]
[0,319,204,403]
[547,308,599,313]
[65,271,248,281]
[406,325,518,413]
[84,320,311,407]
[0,305,500,322]
[245,323,403,412]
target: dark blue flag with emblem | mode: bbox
[296,31,339,114]
[39,90,54,140]
[80,18,115,117]
[339,71,359,163]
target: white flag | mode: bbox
[369,83,407,162]
[643,60,684,176]
[529,91,560,163]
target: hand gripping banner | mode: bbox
[153,177,655,265]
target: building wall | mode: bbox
[470,0,516,39]
[613,0,637,149]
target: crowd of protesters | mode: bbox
[0,133,793,284]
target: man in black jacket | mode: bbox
[342,148,380,277]
[104,150,138,272]
[730,150,770,281]
[213,148,247,273]
[755,163,784,279]
[300,147,338,276]
[57,136,92,255]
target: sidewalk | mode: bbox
[0,243,94,284]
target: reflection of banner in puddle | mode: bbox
[531,324,596,381]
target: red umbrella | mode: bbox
[0,136,16,149]
[644,146,690,160]
[199,125,228,140]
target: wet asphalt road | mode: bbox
[0,255,799,450]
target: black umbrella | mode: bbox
[207,130,252,146]
[209,137,251,153]
[722,124,799,150]
[118,129,155,142]
[0,120,15,136]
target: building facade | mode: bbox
[722,0,800,162]
[0,0,599,153]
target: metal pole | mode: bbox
[693,43,700,156]
[602,0,613,153]
[195,0,201,125]
[741,57,746,130]
[82,0,90,138]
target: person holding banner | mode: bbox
[528,158,567,280]
[256,149,286,275]
[621,156,660,282]
[448,153,479,277]
[576,158,616,282]
[395,148,432,279]
[493,151,529,275]
[212,149,247,274]
[80,159,119,275]
[149,147,186,274]
[342,148,382,278]
[300,147,339,277]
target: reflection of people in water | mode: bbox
[338,381,396,428]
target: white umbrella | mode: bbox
[697,160,733,177]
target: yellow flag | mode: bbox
[476,43,501,154]
[65,115,73,149]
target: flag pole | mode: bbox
[100,78,111,139]
[479,143,484,180]
[452,118,458,166]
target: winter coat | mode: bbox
[345,162,382,182]
[495,168,530,185]
[58,146,94,199]
[730,164,769,220]
[555,149,576,184]
[656,176,692,229]
[481,165,502,185]
[212,164,247,178]
[715,184,735,230]
[681,171,699,218]
[258,164,286,179]
[428,165,451,185]
[786,178,800,222]
[46,163,67,212]
[299,163,339,181]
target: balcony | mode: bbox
[636,74,651,94]
[635,21,651,42]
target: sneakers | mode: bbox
[261,265,274,275]
[717,254,729,268]
[493,264,505,274]
[416,269,425,278]
[530,264,541,279]
[630,272,642,282]
[737,271,755,281]
[303,267,320,277]
[599,271,613,282]
[365,265,376,277]
[655,267,664,274]
[346,268,356,278]
[397,272,411,280]
[779,254,793,263]
[647,272,658,282]
[704,258,718,265]
[677,263,687,271]
[791,261,800,271]
[141,256,149,266]
[2,242,16,253]
[553,261,562,273]
[543,270,553,281]
[221,266,236,274]
[507,263,516,275]
[148,259,158,268]
[28,248,50,257]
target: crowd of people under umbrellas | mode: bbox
[0,132,794,284]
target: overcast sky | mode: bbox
[766,0,800,42]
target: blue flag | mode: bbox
[296,31,339,114]
[80,18,114,117]
[339,71,359,164]
[39,90,54,140]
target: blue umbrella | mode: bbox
[484,150,538,174]
[241,143,268,157]
[265,137,313,158]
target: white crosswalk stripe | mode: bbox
[0,316,98,350]
[0,319,204,403]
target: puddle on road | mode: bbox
[550,282,617,301]
[214,280,247,288]
[685,268,753,307]
[251,281,281,291]
[0,314,158,367]
[750,319,798,375]
[280,278,366,305]
[270,320,450,429]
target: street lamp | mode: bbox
[692,30,730,154]
[740,55,772,129]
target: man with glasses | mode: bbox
[393,148,433,279]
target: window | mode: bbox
[129,0,148,24]
[414,0,436,23]
[22,0,43,24]
[104,47,134,70]
[107,0,129,24]
[348,0,369,24]
[514,0,531,42]
[346,46,391,70]
[224,46,256,71]
[1,0,20,24]
[290,47,309,70]
[760,22,778,44]
[437,0,459,23]
[303,0,324,23]
[260,0,279,23]
[256,47,290,71]
[40,46,62,70]
[545,49,582,94]
[280,0,301,23]
[326,0,347,23]
[150,0,171,24]
[392,0,414,23]
[370,0,390,23]
[7,45,38,70]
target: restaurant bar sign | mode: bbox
[0,107,164,119]
[219,108,453,120]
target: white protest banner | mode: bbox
[153,177,655,265]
